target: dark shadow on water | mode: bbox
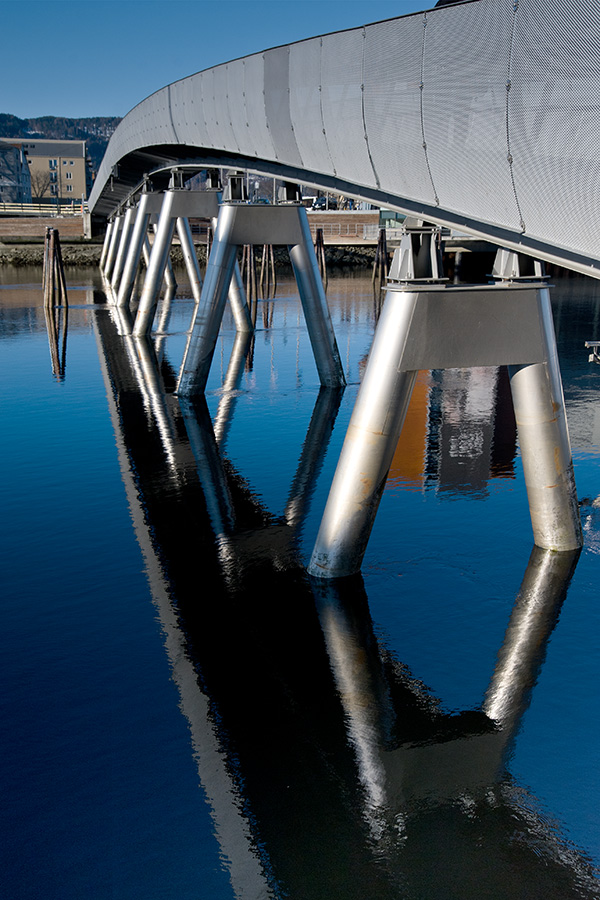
[93,305,598,900]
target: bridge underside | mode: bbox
[90,0,600,279]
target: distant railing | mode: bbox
[307,222,381,243]
[0,201,89,217]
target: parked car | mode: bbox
[311,196,338,210]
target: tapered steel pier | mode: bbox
[177,202,345,395]
[133,188,221,334]
[309,243,582,579]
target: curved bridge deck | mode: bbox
[90,0,600,278]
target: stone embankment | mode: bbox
[0,240,376,269]
[0,241,103,267]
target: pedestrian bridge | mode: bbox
[90,0,589,578]
[89,0,600,279]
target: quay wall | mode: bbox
[0,237,376,269]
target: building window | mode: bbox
[50,172,57,183]
[66,185,73,192]
[49,159,57,169]
[65,172,72,179]
[51,185,58,195]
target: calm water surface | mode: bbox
[1,264,599,899]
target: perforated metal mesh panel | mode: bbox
[510,0,600,257]
[199,66,240,152]
[243,54,277,161]
[423,0,519,228]
[197,69,219,149]
[263,47,303,166]
[170,76,205,145]
[289,38,333,175]
[212,64,240,153]
[130,86,178,148]
[321,29,378,189]
[364,16,433,205]
[224,59,246,154]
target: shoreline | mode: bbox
[0,241,377,269]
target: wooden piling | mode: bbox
[372,228,389,284]
[242,244,259,301]
[42,226,69,379]
[314,228,327,285]
[43,227,68,308]
[259,244,276,299]
[241,245,259,328]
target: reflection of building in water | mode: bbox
[387,370,431,491]
[436,366,507,498]
[92,307,598,900]
[386,366,517,496]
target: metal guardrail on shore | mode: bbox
[0,202,89,217]
[307,222,381,242]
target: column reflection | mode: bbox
[93,306,597,900]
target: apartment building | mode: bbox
[0,141,32,202]
[5,139,92,201]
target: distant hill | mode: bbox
[0,114,121,176]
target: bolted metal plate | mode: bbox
[225,204,305,246]
[394,284,547,371]
[166,190,220,219]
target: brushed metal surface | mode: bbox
[89,0,600,279]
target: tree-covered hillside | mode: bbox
[0,114,121,175]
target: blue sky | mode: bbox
[2,0,428,120]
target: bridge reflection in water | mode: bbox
[92,299,598,900]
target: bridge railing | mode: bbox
[306,222,381,243]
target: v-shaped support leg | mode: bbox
[309,278,582,579]
[178,205,240,394]
[309,289,420,577]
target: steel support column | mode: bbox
[111,205,136,291]
[141,231,176,291]
[103,214,124,280]
[289,211,346,387]
[309,265,582,579]
[211,216,253,334]
[116,193,154,308]
[134,189,223,335]
[176,215,203,305]
[178,203,345,395]
[134,191,178,335]
[99,219,114,272]
[308,290,419,578]
[177,205,240,393]
[508,288,582,551]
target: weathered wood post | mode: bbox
[42,227,68,379]
[372,228,389,284]
[43,227,68,308]
[314,228,327,284]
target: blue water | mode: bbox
[1,265,599,898]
